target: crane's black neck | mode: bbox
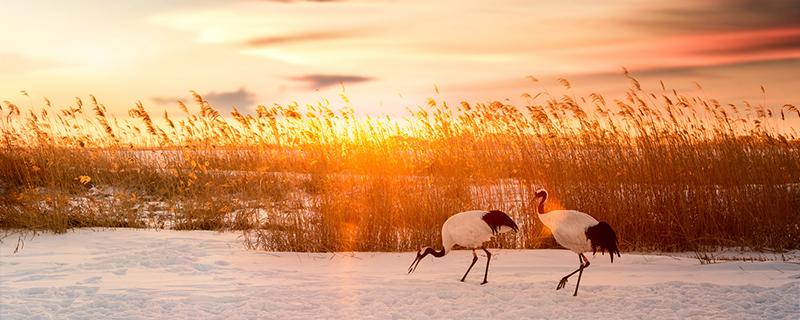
[408,246,446,274]
[423,247,447,258]
[537,193,548,214]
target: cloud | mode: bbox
[151,87,258,113]
[204,88,257,110]
[630,0,800,33]
[245,30,361,47]
[289,74,373,89]
[150,96,185,105]
[698,35,800,55]
[574,58,800,81]
[0,53,59,73]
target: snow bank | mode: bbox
[1,229,798,319]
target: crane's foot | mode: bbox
[556,277,569,290]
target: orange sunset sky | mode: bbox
[1,0,798,116]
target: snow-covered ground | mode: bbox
[1,229,798,319]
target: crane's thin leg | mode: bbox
[481,247,492,285]
[573,253,590,296]
[461,249,479,282]
[557,253,590,291]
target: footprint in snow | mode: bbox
[192,263,211,272]
[112,269,128,275]
[77,276,102,284]
[214,260,230,266]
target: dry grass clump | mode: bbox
[1,75,799,252]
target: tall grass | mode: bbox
[1,76,799,252]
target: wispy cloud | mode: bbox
[557,27,800,76]
[697,33,800,55]
[204,88,257,110]
[579,58,800,80]
[630,0,800,33]
[289,74,373,89]
[150,96,185,105]
[151,88,258,113]
[245,30,363,47]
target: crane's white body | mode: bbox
[537,209,598,254]
[532,189,620,295]
[408,209,518,284]
[441,210,515,253]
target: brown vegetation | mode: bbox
[1,76,799,252]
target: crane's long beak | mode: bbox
[408,251,422,274]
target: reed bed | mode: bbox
[1,77,798,252]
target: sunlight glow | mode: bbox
[1,0,798,116]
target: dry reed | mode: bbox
[1,76,798,253]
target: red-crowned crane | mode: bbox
[408,210,519,284]
[533,189,620,296]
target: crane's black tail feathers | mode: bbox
[585,221,621,263]
[482,210,519,234]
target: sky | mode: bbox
[1,0,798,116]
